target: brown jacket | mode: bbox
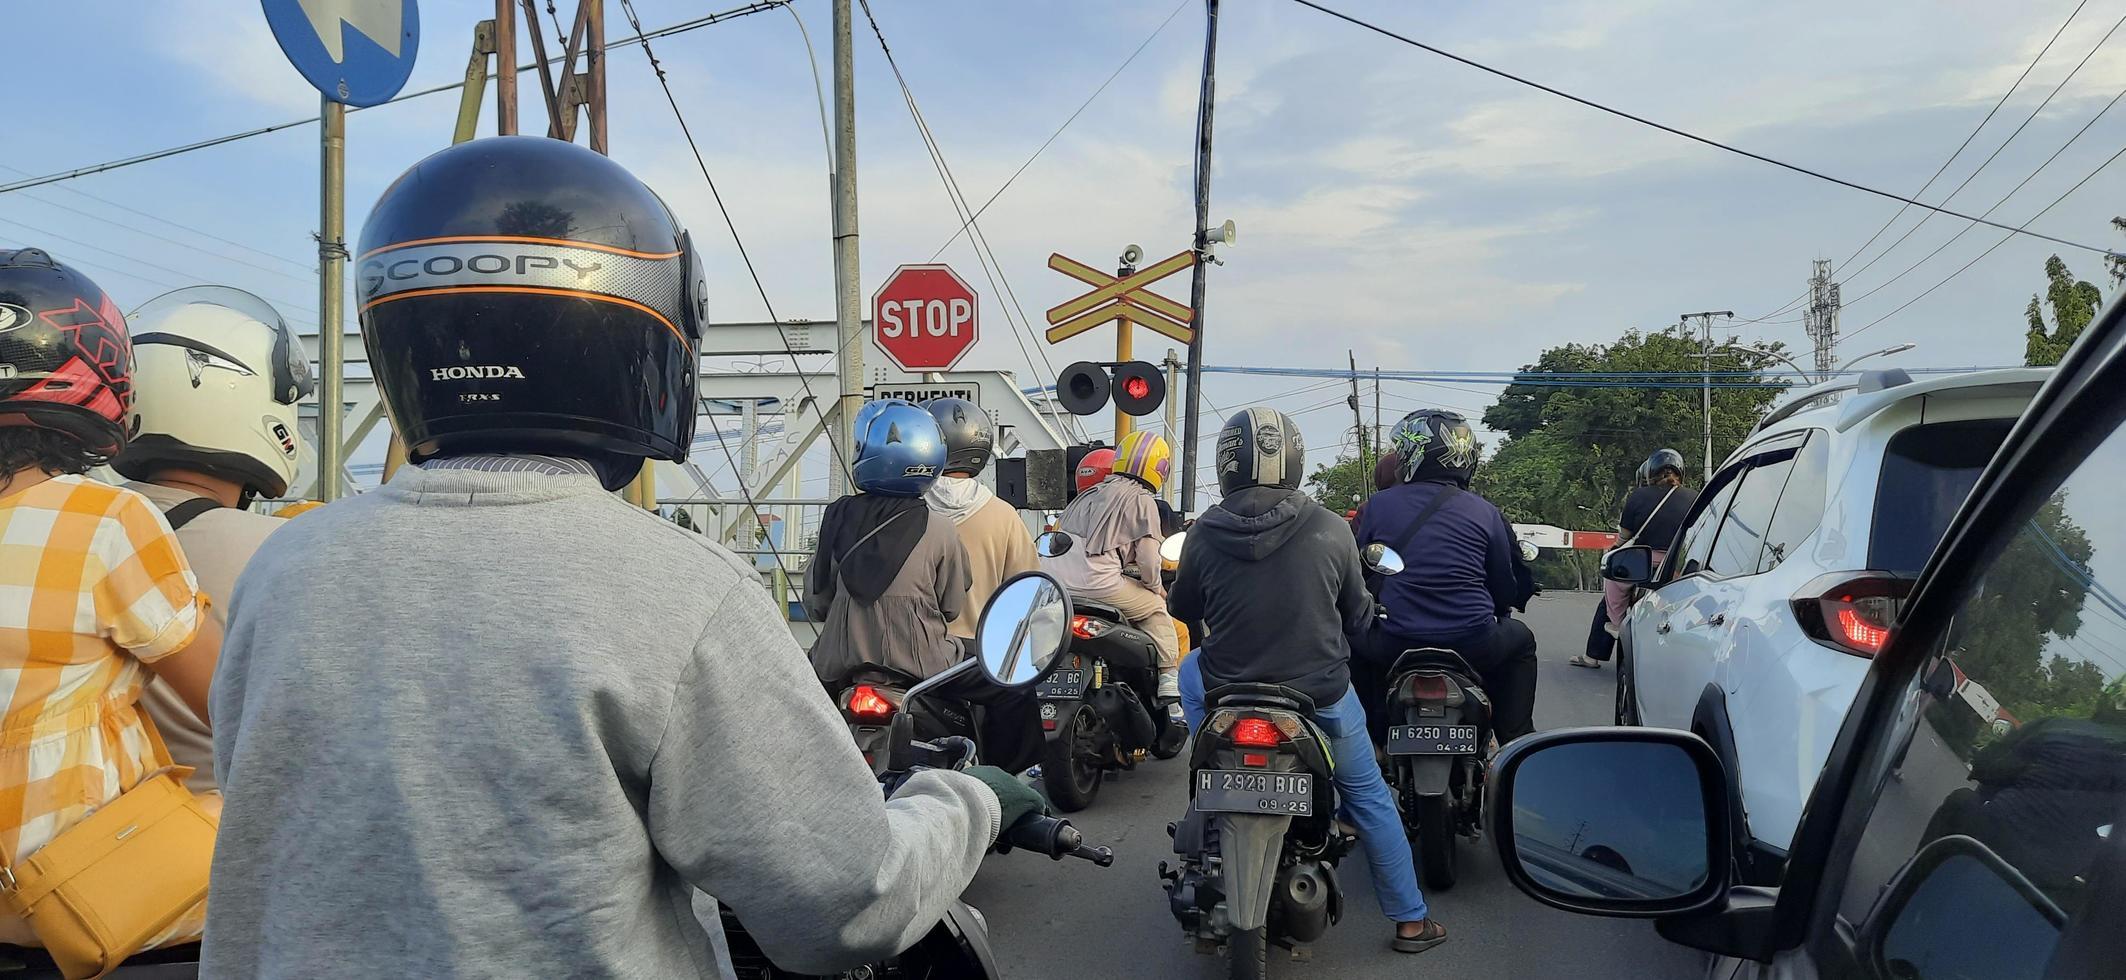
[939,494,1038,639]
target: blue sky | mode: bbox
[8,0,2126,495]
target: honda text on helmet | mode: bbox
[1215,406,1306,496]
[853,398,946,497]
[925,397,993,476]
[1114,430,1173,494]
[1392,408,1480,487]
[0,248,133,457]
[1075,447,1116,494]
[356,136,708,490]
[113,286,314,502]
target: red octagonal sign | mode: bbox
[872,264,978,372]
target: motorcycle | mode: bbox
[1373,538,1535,890]
[724,570,1116,979]
[1028,531,1189,812]
[1159,682,1352,979]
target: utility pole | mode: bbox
[1373,366,1382,460]
[830,0,863,496]
[316,97,346,502]
[1346,350,1369,500]
[1803,259,1842,376]
[1164,348,1181,506]
[1178,0,1221,515]
[1682,310,1735,479]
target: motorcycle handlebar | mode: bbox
[1003,814,1115,867]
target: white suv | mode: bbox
[1613,367,2047,881]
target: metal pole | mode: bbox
[1347,349,1368,500]
[1115,259,1137,443]
[317,98,347,502]
[495,0,518,134]
[1178,0,1220,515]
[1702,316,1711,478]
[830,0,863,495]
[1372,366,1382,455]
[1163,347,1180,506]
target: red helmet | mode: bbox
[1075,447,1116,494]
[0,249,133,456]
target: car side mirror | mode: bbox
[1034,530,1074,558]
[1859,836,2063,979]
[1602,545,1656,585]
[1490,728,1732,916]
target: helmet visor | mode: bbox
[130,286,314,405]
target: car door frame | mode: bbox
[1649,300,2126,973]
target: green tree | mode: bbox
[2025,255,2104,367]
[1951,492,2100,730]
[2107,217,2126,288]
[1305,433,1375,515]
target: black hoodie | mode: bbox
[1168,486,1374,707]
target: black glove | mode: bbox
[964,765,1049,832]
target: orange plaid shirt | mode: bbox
[0,474,201,864]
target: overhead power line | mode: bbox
[1286,0,2121,259]
[0,1,792,196]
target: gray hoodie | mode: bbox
[205,464,999,979]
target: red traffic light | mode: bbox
[1124,376,1151,399]
[1112,361,1166,417]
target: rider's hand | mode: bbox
[964,765,1049,832]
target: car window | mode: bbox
[1758,433,1829,574]
[1669,472,1741,579]
[1870,418,2016,575]
[1703,452,1796,576]
[1833,413,2126,976]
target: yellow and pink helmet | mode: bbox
[1115,430,1173,494]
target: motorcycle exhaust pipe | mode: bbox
[1273,860,1335,943]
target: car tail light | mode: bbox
[1793,572,1911,658]
[1231,717,1284,748]
[846,684,895,722]
[1071,615,1110,640]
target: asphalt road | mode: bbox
[962,592,1713,980]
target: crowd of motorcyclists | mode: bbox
[0,135,1599,976]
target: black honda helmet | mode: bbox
[1391,408,1480,487]
[1215,406,1306,496]
[1643,447,1686,484]
[0,249,134,457]
[357,137,706,489]
[925,397,993,476]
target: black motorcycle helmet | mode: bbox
[925,397,993,476]
[357,136,706,490]
[1392,408,1479,487]
[0,249,134,458]
[1643,447,1686,484]
[1215,406,1306,496]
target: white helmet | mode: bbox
[112,286,314,500]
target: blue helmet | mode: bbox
[852,399,945,496]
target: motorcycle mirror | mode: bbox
[975,571,1075,689]
[1159,530,1188,564]
[1034,530,1074,559]
[1518,539,1540,562]
[1362,543,1405,576]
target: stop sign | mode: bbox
[872,264,978,372]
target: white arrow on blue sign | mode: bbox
[261,0,421,107]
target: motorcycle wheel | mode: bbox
[1042,704,1105,812]
[1614,646,1641,726]
[1227,926,1268,980]
[1415,794,1459,891]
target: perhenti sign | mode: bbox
[871,384,981,406]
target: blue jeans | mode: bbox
[1178,656,1428,922]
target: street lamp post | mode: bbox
[1739,343,1916,385]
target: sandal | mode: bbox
[1568,655,1604,669]
[1393,918,1447,954]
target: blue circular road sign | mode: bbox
[261,0,421,107]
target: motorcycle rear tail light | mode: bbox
[1231,717,1284,748]
[1793,572,1911,659]
[1397,673,1462,706]
[846,684,895,722]
[1071,615,1110,640]
[1241,753,1270,768]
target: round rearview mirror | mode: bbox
[1362,543,1405,576]
[1034,530,1074,559]
[1518,539,1540,562]
[1159,530,1188,565]
[976,572,1073,689]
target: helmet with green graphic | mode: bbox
[1392,408,1479,487]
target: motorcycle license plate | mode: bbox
[1194,770,1314,816]
[1387,724,1480,755]
[1037,669,1088,699]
